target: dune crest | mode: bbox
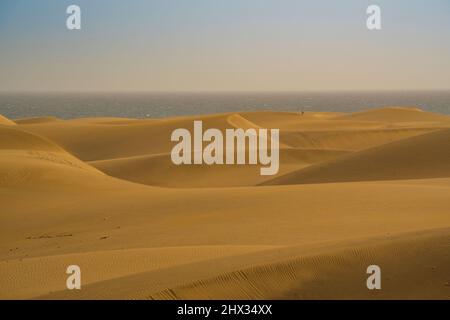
[14,116,61,125]
[0,114,16,126]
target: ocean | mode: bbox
[0,91,449,120]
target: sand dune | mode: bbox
[279,127,437,151]
[16,113,246,161]
[1,107,450,300]
[150,229,450,300]
[89,148,348,188]
[14,116,61,125]
[34,229,450,300]
[227,113,264,130]
[0,125,62,152]
[242,111,344,125]
[0,115,16,125]
[18,110,448,161]
[262,128,450,185]
[0,245,275,299]
[335,106,450,123]
[0,125,105,188]
[2,176,450,299]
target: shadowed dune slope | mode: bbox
[262,128,450,185]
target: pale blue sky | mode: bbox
[1,0,449,91]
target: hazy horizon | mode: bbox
[1,0,450,92]
[2,90,450,120]
[3,89,450,95]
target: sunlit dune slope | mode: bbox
[0,245,276,299]
[0,125,105,187]
[0,115,16,125]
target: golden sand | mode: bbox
[0,107,449,299]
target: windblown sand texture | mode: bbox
[1,106,449,300]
